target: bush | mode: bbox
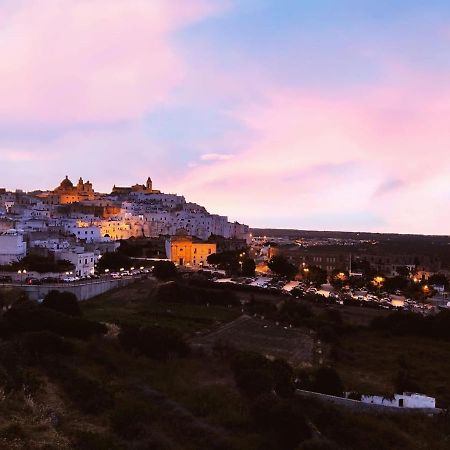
[277,301,314,327]
[154,281,239,306]
[19,331,73,362]
[60,370,113,414]
[312,367,344,397]
[42,290,82,316]
[153,260,178,280]
[118,324,190,360]
[110,397,154,439]
[251,393,311,449]
[4,301,107,339]
[231,351,274,398]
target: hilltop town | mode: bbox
[0,176,249,278]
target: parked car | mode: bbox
[41,277,59,284]
[0,275,12,283]
[25,277,42,285]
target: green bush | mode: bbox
[42,290,82,316]
[153,260,178,280]
[4,301,106,339]
[118,324,190,360]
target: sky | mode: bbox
[0,0,449,234]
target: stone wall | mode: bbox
[0,278,135,301]
[295,390,443,415]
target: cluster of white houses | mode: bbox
[0,177,250,276]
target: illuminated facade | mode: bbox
[112,177,160,195]
[40,176,96,204]
[166,233,216,267]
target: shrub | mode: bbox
[4,301,107,339]
[154,281,239,306]
[110,397,153,439]
[312,367,344,397]
[272,358,295,398]
[61,370,113,414]
[153,260,178,280]
[42,290,82,316]
[118,324,189,360]
[277,300,314,327]
[251,393,311,449]
[231,351,274,399]
[19,330,73,362]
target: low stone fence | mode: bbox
[0,277,135,301]
[296,390,443,415]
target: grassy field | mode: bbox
[82,278,241,334]
[193,315,316,367]
[334,329,450,407]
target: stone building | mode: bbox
[166,231,216,267]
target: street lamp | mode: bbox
[17,269,26,283]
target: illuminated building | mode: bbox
[166,231,216,267]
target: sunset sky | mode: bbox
[1,0,449,234]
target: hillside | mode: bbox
[0,280,449,449]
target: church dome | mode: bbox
[59,176,74,189]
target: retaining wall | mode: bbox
[296,390,443,415]
[0,278,135,301]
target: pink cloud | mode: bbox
[173,70,450,233]
[0,0,225,125]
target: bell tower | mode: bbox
[146,177,152,192]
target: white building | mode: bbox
[0,230,27,264]
[357,392,436,409]
[59,248,96,277]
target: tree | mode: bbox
[251,393,311,449]
[303,266,327,287]
[118,324,189,360]
[207,251,241,274]
[312,367,344,397]
[152,260,178,280]
[241,258,256,277]
[384,276,409,293]
[272,358,295,398]
[42,290,82,316]
[1,255,74,273]
[231,351,274,398]
[396,266,410,278]
[96,252,131,273]
[428,273,449,289]
[268,256,297,279]
[330,269,349,289]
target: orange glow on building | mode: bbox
[169,234,216,267]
